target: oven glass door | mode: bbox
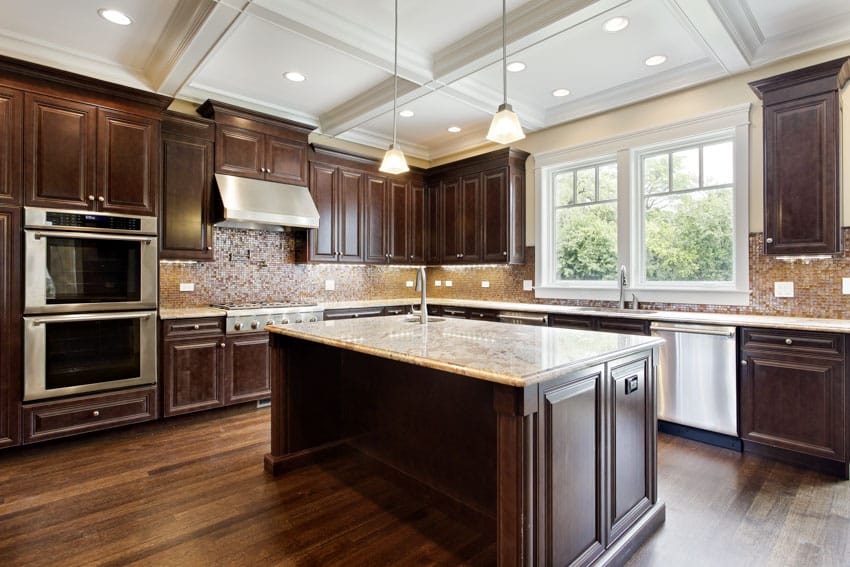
[25,230,157,313]
[24,311,157,401]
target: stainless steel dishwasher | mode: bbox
[650,322,738,441]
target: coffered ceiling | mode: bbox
[1,0,849,161]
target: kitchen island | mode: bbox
[265,316,665,566]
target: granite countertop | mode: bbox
[267,315,662,387]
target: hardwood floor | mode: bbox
[1,406,848,566]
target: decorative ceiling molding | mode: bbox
[666,0,753,73]
[749,11,850,66]
[336,128,432,161]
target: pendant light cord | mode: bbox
[501,0,507,106]
[392,0,399,146]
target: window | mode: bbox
[535,105,750,305]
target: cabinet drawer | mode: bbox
[162,317,225,338]
[383,305,412,316]
[467,308,499,321]
[324,307,385,320]
[441,307,468,318]
[741,328,843,357]
[549,314,594,330]
[23,386,157,443]
[597,317,650,336]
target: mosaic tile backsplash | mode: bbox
[160,227,850,319]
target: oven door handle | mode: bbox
[29,311,155,326]
[30,231,154,244]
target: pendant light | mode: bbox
[379,0,410,174]
[486,0,525,144]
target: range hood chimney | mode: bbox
[214,173,320,231]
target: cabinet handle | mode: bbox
[785,338,793,345]
[87,195,95,201]
[193,324,200,330]
[220,343,226,348]
[92,410,100,417]
[98,196,105,202]
[766,237,774,244]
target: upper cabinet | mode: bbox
[0,86,22,205]
[750,57,850,256]
[197,99,312,186]
[426,148,528,265]
[160,112,216,261]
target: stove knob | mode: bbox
[308,316,318,322]
[266,320,275,327]
[280,318,290,325]
[233,322,243,331]
[294,318,303,324]
[251,320,260,330]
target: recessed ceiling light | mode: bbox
[644,55,667,67]
[399,110,415,118]
[506,61,526,73]
[552,88,571,97]
[284,71,306,82]
[448,126,462,133]
[98,8,132,26]
[603,16,629,32]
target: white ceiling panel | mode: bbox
[746,0,850,38]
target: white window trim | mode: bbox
[535,104,750,306]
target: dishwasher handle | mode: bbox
[650,322,735,338]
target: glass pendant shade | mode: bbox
[379,144,409,174]
[486,103,525,144]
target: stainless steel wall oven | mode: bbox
[23,208,158,401]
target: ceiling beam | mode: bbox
[665,0,754,74]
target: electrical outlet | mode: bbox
[435,280,442,286]
[481,281,490,288]
[405,280,414,287]
[523,280,533,291]
[325,279,335,291]
[843,278,850,294]
[179,283,194,292]
[445,280,453,287]
[774,281,794,298]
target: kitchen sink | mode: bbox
[402,315,446,323]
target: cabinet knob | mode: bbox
[766,237,774,244]
[250,320,260,329]
[266,320,274,326]
[207,246,212,251]
[353,313,359,318]
[409,255,414,260]
[459,253,464,259]
[503,251,507,256]
[785,338,793,345]
[92,410,100,417]
[740,360,747,366]
[98,196,105,202]
[87,195,95,201]
[220,343,226,348]
[193,324,200,330]
[456,253,461,259]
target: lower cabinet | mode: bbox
[161,317,270,417]
[22,386,157,443]
[550,314,650,335]
[740,327,848,476]
[0,206,21,448]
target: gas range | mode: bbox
[210,302,324,333]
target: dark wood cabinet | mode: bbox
[750,57,850,255]
[365,175,388,263]
[160,112,216,261]
[24,93,159,215]
[0,86,22,204]
[427,148,528,265]
[161,317,226,417]
[198,99,311,187]
[408,180,425,263]
[550,313,650,335]
[224,332,270,404]
[740,328,848,476]
[0,206,21,448]
[308,162,363,263]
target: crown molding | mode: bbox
[180,82,319,127]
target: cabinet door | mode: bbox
[459,173,482,262]
[266,135,307,185]
[338,167,363,262]
[426,184,440,264]
[440,178,460,263]
[0,206,21,448]
[160,132,214,260]
[364,175,388,263]
[741,350,845,461]
[162,337,225,416]
[763,92,841,255]
[408,180,425,264]
[309,163,338,262]
[97,109,158,215]
[0,86,22,205]
[387,180,408,263]
[24,93,96,209]
[607,355,653,543]
[225,333,270,404]
[216,125,264,179]
[482,167,508,262]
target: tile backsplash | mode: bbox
[160,227,850,319]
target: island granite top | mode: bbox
[267,315,662,387]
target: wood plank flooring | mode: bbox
[1,405,848,566]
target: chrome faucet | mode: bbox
[415,267,427,324]
[618,265,627,309]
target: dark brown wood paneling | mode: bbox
[408,179,425,263]
[426,183,440,264]
[22,386,157,443]
[364,175,387,263]
[338,167,363,262]
[482,167,508,262]
[387,179,408,262]
[160,116,214,260]
[24,92,96,209]
[309,162,337,262]
[161,336,225,417]
[216,125,264,179]
[0,206,21,448]
[225,333,270,404]
[0,86,22,204]
[266,135,307,186]
[97,108,158,215]
[440,178,460,263]
[459,173,482,263]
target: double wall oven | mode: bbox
[23,208,158,401]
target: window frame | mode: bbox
[535,104,750,305]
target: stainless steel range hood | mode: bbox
[214,173,320,231]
